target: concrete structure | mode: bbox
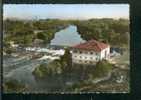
[25,47,65,56]
[71,39,110,64]
[25,47,65,60]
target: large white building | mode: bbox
[71,39,110,64]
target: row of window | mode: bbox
[73,50,98,55]
[73,55,99,60]
[73,60,97,64]
[74,56,95,59]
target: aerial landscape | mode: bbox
[3,4,130,93]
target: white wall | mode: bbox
[100,46,110,60]
[71,46,110,64]
[71,50,100,64]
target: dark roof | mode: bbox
[72,39,109,52]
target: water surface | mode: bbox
[51,25,85,46]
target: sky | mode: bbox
[3,4,129,20]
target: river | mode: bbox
[50,25,85,46]
[3,25,129,93]
[3,25,85,93]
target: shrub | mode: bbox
[89,60,113,79]
[32,63,49,78]
[4,79,27,93]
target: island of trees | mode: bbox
[32,49,114,92]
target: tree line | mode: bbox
[74,18,129,47]
[3,18,129,47]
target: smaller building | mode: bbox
[71,39,110,64]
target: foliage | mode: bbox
[33,48,72,78]
[3,18,129,47]
[3,19,69,46]
[5,48,13,54]
[36,32,47,40]
[74,18,129,47]
[4,79,27,93]
[32,63,49,78]
[33,52,113,90]
[4,46,16,55]
[59,48,72,73]
[33,59,66,78]
[88,60,113,79]
[66,60,113,92]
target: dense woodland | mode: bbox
[3,19,69,46]
[74,18,129,47]
[3,18,129,47]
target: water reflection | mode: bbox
[51,25,85,46]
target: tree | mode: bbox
[4,79,27,93]
[60,48,72,73]
[36,32,47,40]
[76,18,129,47]
[89,60,113,79]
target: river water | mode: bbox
[50,25,85,46]
[3,25,129,93]
[3,25,85,93]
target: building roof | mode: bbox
[72,39,109,52]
